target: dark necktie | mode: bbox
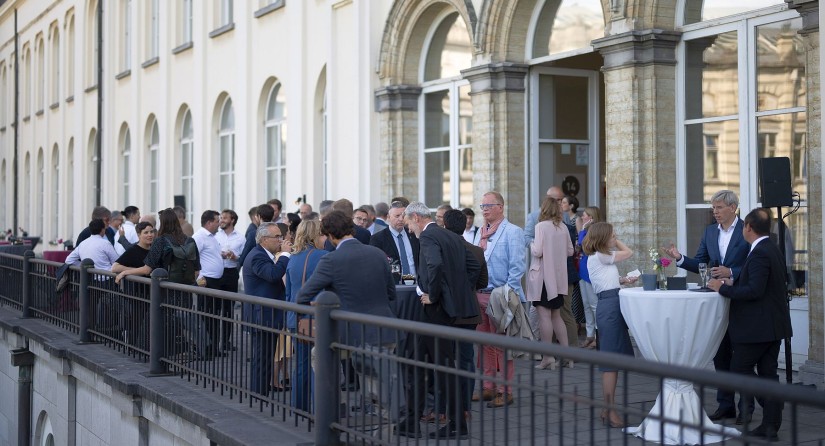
[397,232,410,275]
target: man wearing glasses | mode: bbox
[472,191,527,408]
[243,222,292,395]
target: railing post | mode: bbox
[78,259,95,343]
[149,268,169,375]
[20,250,34,318]
[314,291,341,446]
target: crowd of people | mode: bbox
[60,186,791,441]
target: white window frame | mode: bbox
[148,121,159,212]
[122,128,131,204]
[50,28,59,104]
[675,8,805,253]
[219,99,235,210]
[265,83,287,201]
[180,110,194,222]
[150,0,159,59]
[52,146,60,239]
[528,67,601,210]
[322,91,329,199]
[123,0,131,70]
[182,0,193,44]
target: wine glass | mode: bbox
[391,263,401,283]
[698,263,708,289]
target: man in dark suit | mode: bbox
[370,201,420,278]
[396,202,480,439]
[664,189,752,422]
[708,208,792,441]
[242,222,291,395]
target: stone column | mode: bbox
[592,29,682,254]
[374,85,421,200]
[790,0,824,388]
[461,63,529,225]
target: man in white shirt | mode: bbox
[461,208,478,243]
[65,219,120,271]
[121,206,141,245]
[214,209,245,351]
[192,210,225,359]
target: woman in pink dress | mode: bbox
[526,197,575,369]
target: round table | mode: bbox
[619,288,740,445]
[43,250,72,263]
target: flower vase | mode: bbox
[658,269,667,290]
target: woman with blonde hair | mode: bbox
[526,196,575,369]
[284,220,328,413]
[577,206,602,349]
[582,222,637,427]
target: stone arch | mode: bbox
[377,0,478,85]
[477,0,613,62]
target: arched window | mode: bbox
[1,63,6,126]
[179,109,194,221]
[87,0,100,87]
[420,11,473,208]
[67,140,74,236]
[121,0,132,71]
[50,26,60,105]
[120,125,131,204]
[148,118,159,212]
[88,129,98,210]
[23,153,30,230]
[0,159,6,230]
[66,14,75,97]
[51,145,59,239]
[37,149,44,235]
[218,98,235,209]
[530,0,604,59]
[36,38,45,112]
[23,46,31,116]
[265,82,287,200]
[682,0,786,26]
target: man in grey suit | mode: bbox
[297,211,397,391]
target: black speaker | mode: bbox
[173,195,186,210]
[759,157,793,207]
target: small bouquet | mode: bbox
[649,247,671,273]
[48,238,64,246]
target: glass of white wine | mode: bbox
[698,263,708,289]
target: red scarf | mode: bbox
[479,219,503,250]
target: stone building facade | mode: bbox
[0,0,821,384]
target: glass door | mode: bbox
[529,68,601,213]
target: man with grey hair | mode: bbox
[76,206,113,246]
[242,221,292,395]
[664,189,752,423]
[374,202,390,227]
[435,204,453,228]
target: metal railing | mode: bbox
[2,251,824,445]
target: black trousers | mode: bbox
[714,330,754,414]
[730,340,783,429]
[198,276,223,353]
[403,332,465,428]
[219,267,240,345]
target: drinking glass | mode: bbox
[698,263,708,289]
[391,263,401,283]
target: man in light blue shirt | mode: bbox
[66,219,119,271]
[472,191,525,408]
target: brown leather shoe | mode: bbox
[472,389,496,402]
[487,393,514,408]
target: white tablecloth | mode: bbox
[619,288,740,445]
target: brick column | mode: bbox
[790,0,824,387]
[592,30,682,253]
[461,63,529,225]
[374,85,421,200]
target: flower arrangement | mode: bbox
[48,238,65,246]
[649,247,671,273]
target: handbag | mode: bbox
[296,249,317,340]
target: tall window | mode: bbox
[1,63,6,125]
[265,82,287,200]
[180,0,193,45]
[219,0,233,27]
[37,149,44,235]
[180,109,194,221]
[88,1,100,86]
[50,27,59,104]
[23,47,30,116]
[122,0,132,71]
[0,160,5,230]
[420,11,474,208]
[51,145,60,238]
[679,7,807,294]
[66,15,75,97]
[219,98,235,210]
[67,140,74,236]
[148,119,159,212]
[121,127,131,203]
[36,39,44,112]
[23,153,30,230]
[88,130,98,210]
[148,0,159,60]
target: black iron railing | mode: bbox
[2,251,824,445]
